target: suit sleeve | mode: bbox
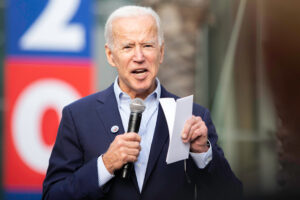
[187,107,243,200]
[42,106,110,200]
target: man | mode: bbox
[42,6,242,200]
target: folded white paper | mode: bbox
[159,95,193,164]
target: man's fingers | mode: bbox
[126,141,141,149]
[182,116,208,145]
[103,132,142,173]
[115,134,141,152]
[124,146,141,156]
[181,120,191,139]
[123,132,141,142]
[120,152,139,163]
[125,155,139,163]
[121,146,140,163]
[189,122,201,139]
[181,116,196,142]
[190,128,202,141]
[190,121,207,141]
[182,116,204,143]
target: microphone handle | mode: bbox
[121,112,142,179]
[127,112,142,133]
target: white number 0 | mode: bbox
[12,79,81,174]
[20,0,85,52]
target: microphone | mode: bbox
[121,98,146,179]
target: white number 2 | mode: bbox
[20,0,85,52]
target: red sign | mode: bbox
[3,58,94,190]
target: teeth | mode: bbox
[133,69,147,73]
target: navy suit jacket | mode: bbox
[42,84,242,200]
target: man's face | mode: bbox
[105,15,164,99]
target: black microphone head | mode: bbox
[130,98,145,113]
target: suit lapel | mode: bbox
[95,85,140,193]
[143,105,169,188]
[95,85,125,142]
[142,86,175,189]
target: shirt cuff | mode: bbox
[189,140,213,169]
[97,155,115,187]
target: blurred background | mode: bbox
[0,0,300,199]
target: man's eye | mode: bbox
[144,44,153,48]
[123,46,131,49]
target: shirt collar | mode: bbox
[113,76,161,106]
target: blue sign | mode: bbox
[6,0,92,58]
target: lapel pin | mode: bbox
[111,125,119,133]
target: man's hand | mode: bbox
[181,115,209,153]
[102,132,141,174]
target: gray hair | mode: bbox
[104,5,164,49]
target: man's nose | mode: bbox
[133,46,145,62]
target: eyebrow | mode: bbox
[120,42,134,47]
[120,40,157,46]
[142,41,156,44]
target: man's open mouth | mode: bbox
[132,69,148,74]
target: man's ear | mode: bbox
[159,42,165,64]
[105,44,117,67]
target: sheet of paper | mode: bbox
[159,98,176,138]
[160,95,193,164]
